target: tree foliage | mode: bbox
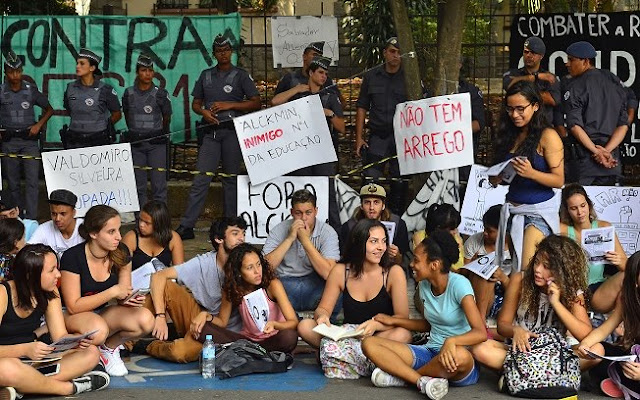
[1,0,76,15]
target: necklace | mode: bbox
[87,244,108,262]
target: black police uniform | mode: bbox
[63,80,121,149]
[275,69,339,97]
[179,65,259,226]
[0,81,50,219]
[503,66,561,124]
[564,68,628,185]
[356,64,408,215]
[122,83,172,206]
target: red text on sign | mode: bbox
[403,130,465,159]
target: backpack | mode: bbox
[503,327,580,398]
[215,339,293,379]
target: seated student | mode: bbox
[464,205,511,325]
[413,204,464,272]
[577,251,640,398]
[0,219,25,281]
[0,244,109,398]
[0,191,38,242]
[263,189,341,316]
[122,200,184,271]
[471,235,592,372]
[559,183,627,313]
[60,205,154,377]
[205,243,298,353]
[28,190,84,258]
[339,183,409,265]
[361,230,486,399]
[298,219,411,349]
[140,217,246,363]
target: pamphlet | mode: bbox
[312,324,364,341]
[580,226,615,263]
[50,329,99,354]
[131,260,157,291]
[381,221,396,244]
[462,251,499,280]
[244,289,270,333]
[584,348,637,362]
[485,158,522,184]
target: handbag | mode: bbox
[607,344,640,400]
[503,327,580,398]
[319,324,374,379]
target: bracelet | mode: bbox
[155,313,166,318]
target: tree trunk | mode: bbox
[433,0,467,95]
[388,0,422,101]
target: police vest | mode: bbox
[125,86,163,133]
[0,82,35,129]
[66,81,109,133]
[203,68,239,121]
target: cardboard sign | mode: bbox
[237,175,328,244]
[234,95,337,185]
[458,165,509,236]
[42,143,140,217]
[393,93,474,176]
[270,16,339,68]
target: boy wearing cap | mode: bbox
[339,183,409,265]
[28,189,83,257]
[563,41,629,185]
[62,48,121,149]
[502,36,560,124]
[123,54,173,206]
[355,37,411,216]
[176,34,261,240]
[1,51,54,219]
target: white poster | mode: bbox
[234,95,337,185]
[237,175,329,244]
[270,16,339,68]
[393,93,474,176]
[458,165,509,236]
[41,143,139,217]
[335,178,360,224]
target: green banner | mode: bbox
[0,14,242,142]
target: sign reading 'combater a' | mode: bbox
[234,95,337,185]
[393,93,474,176]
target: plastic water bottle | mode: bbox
[201,334,215,379]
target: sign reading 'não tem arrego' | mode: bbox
[234,94,337,185]
[42,143,140,217]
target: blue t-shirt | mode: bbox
[419,272,474,350]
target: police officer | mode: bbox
[123,54,172,206]
[0,51,53,219]
[175,34,261,240]
[355,37,409,216]
[563,41,628,185]
[271,56,344,229]
[62,48,121,149]
[503,36,560,124]
[458,56,486,185]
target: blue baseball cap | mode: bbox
[566,41,596,59]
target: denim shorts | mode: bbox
[408,344,479,387]
[507,213,553,237]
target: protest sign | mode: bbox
[335,178,360,224]
[42,143,140,217]
[270,16,339,68]
[393,93,474,175]
[1,15,241,143]
[458,165,509,236]
[237,175,328,244]
[234,95,337,185]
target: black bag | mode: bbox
[215,339,293,379]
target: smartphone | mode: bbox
[37,363,61,376]
[123,288,150,303]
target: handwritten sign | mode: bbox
[234,95,336,185]
[237,175,328,244]
[270,16,339,68]
[42,143,139,217]
[393,93,474,175]
[458,165,509,236]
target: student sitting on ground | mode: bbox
[204,243,298,353]
[577,251,640,398]
[413,204,464,272]
[471,235,593,373]
[299,219,410,378]
[122,200,184,271]
[0,191,38,242]
[559,183,627,313]
[60,205,154,377]
[362,230,486,400]
[0,218,25,281]
[0,244,109,399]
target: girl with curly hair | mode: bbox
[208,243,298,353]
[491,81,564,273]
[472,235,592,371]
[559,183,627,313]
[576,251,640,398]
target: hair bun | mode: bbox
[430,230,460,266]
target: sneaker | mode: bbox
[371,368,406,387]
[99,345,129,376]
[498,375,506,393]
[0,387,16,400]
[176,226,194,240]
[600,378,624,398]
[417,376,448,400]
[72,371,110,394]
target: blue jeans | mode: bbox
[279,273,342,321]
[408,344,479,387]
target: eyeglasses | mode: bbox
[505,103,532,115]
